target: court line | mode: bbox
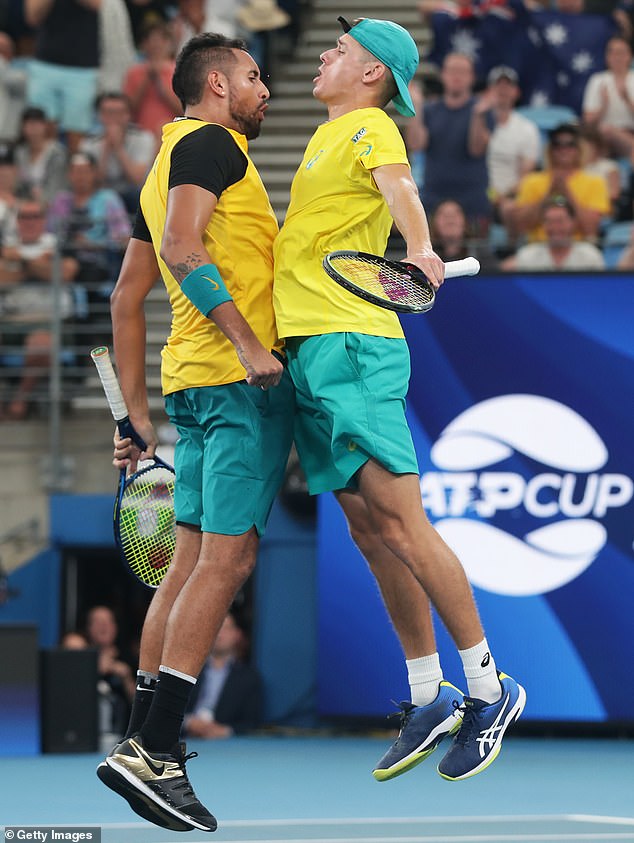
[59,813,634,829]
[216,814,634,827]
[571,816,634,826]
[160,835,634,842]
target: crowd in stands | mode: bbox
[61,605,261,747]
[0,0,297,418]
[0,0,633,418]
[406,1,634,273]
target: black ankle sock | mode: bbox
[140,668,195,752]
[124,673,158,739]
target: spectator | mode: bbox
[513,122,611,241]
[98,0,137,93]
[84,605,136,740]
[125,0,171,47]
[184,611,262,739]
[0,32,27,146]
[24,0,102,153]
[171,0,247,54]
[236,0,291,81]
[431,198,499,271]
[406,52,495,237]
[0,143,19,244]
[582,35,634,159]
[0,197,80,419]
[501,196,605,269]
[60,630,90,649]
[14,106,68,204]
[123,21,181,141]
[486,65,541,242]
[581,124,621,209]
[80,92,157,214]
[48,151,131,308]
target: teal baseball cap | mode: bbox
[338,16,419,117]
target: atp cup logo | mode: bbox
[420,395,633,597]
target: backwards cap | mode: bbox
[339,16,419,117]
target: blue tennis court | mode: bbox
[2,735,633,842]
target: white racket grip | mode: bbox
[91,346,129,422]
[444,257,481,278]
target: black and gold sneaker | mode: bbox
[105,734,217,832]
[97,742,193,832]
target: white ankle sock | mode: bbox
[406,653,443,707]
[458,639,501,703]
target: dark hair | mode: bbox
[94,91,131,112]
[379,69,398,110]
[548,121,580,143]
[607,34,632,52]
[172,32,248,111]
[21,106,48,122]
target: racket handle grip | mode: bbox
[91,346,147,451]
[444,257,480,278]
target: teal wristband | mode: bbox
[180,263,233,317]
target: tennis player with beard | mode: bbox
[273,17,525,785]
[96,33,294,832]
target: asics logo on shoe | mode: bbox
[475,696,509,757]
[480,653,490,668]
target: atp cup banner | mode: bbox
[317,274,634,722]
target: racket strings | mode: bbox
[331,256,434,308]
[118,467,176,588]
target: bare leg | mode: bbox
[336,488,436,659]
[161,527,259,677]
[356,459,484,651]
[137,523,202,674]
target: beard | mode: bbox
[229,89,264,140]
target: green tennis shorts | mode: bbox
[164,370,295,536]
[285,333,419,495]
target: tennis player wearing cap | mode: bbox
[273,17,525,783]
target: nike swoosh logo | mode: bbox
[131,739,165,776]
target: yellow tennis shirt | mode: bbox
[140,119,280,394]
[273,108,409,339]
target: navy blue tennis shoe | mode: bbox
[372,680,464,781]
[437,671,526,781]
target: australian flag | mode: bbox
[427,0,619,113]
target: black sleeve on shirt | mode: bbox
[168,123,248,197]
[131,206,152,242]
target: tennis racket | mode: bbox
[323,252,480,314]
[91,346,176,589]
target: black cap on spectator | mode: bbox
[21,106,48,122]
[549,122,581,142]
[0,143,15,165]
[487,65,519,85]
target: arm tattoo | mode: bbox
[167,252,205,283]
